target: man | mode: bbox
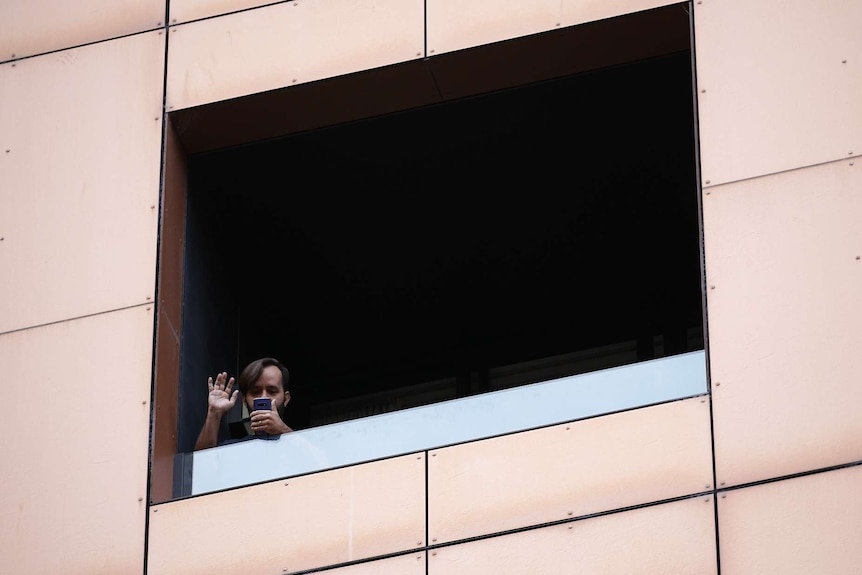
[194,357,294,450]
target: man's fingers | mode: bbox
[225,377,235,392]
[207,377,214,391]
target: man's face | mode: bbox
[244,365,290,416]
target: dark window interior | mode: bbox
[177,46,702,452]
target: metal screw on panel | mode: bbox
[432,538,437,542]
[556,22,560,27]
[173,19,177,23]
[284,482,289,486]
[158,31,163,35]
[292,79,297,83]
[720,481,726,486]
[142,401,147,405]
[705,179,711,184]
[842,60,847,64]
[146,307,151,311]
[432,552,437,556]
[567,511,573,516]
[856,256,860,260]
[705,484,710,489]
[416,52,421,56]
[154,509,158,513]
[850,151,854,155]
[565,426,570,430]
[417,540,422,546]
[709,285,715,290]
[4,149,8,153]
[700,399,705,403]
[138,497,143,502]
[700,89,706,93]
[715,382,720,386]
[432,453,436,457]
[721,494,726,499]
[430,49,435,54]
[568,525,573,529]
[704,497,710,502]
[157,21,162,26]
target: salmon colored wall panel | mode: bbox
[166,0,424,110]
[560,0,678,29]
[695,0,862,187]
[0,306,154,575]
[428,397,712,544]
[428,0,679,57]
[427,0,560,56]
[0,32,165,334]
[704,160,862,487]
[148,453,426,574]
[0,0,164,61]
[719,466,862,575]
[429,498,716,575]
[171,0,276,24]
[315,553,425,575]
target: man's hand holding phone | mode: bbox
[250,397,289,436]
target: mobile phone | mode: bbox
[253,398,272,412]
[252,398,272,436]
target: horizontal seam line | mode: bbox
[0,26,164,66]
[287,490,713,574]
[168,0,291,28]
[0,301,153,337]
[704,153,859,190]
[716,459,862,493]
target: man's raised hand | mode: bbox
[207,372,238,415]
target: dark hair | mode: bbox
[237,357,290,395]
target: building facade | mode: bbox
[1,0,860,573]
